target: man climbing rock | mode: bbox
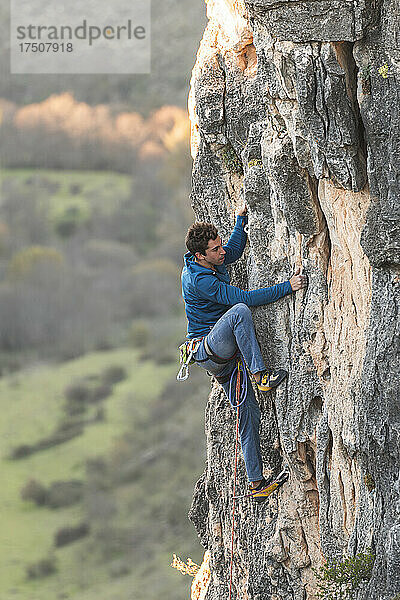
[181,203,307,500]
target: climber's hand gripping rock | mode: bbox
[235,202,247,217]
[289,268,307,291]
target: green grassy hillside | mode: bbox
[0,347,208,599]
[0,168,132,217]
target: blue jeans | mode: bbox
[194,303,266,482]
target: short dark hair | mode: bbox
[185,222,219,256]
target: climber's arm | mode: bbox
[223,215,248,265]
[196,274,293,307]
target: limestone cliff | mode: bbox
[187,1,400,598]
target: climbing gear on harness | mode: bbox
[177,335,238,382]
[176,338,203,381]
[228,360,247,409]
[233,470,289,502]
[256,368,288,391]
[195,336,238,365]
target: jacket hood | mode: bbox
[184,251,200,271]
[183,251,224,275]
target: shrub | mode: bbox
[219,143,243,174]
[86,457,108,480]
[313,549,375,599]
[53,203,90,238]
[95,339,114,352]
[64,399,87,416]
[64,382,91,404]
[46,480,84,509]
[20,478,48,506]
[54,522,90,547]
[156,349,177,365]
[102,365,127,385]
[11,423,84,459]
[7,246,63,280]
[90,383,112,403]
[95,407,106,422]
[11,444,33,459]
[64,377,112,410]
[69,183,81,195]
[39,423,84,448]
[26,556,57,579]
[93,525,133,559]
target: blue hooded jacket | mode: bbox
[181,215,293,338]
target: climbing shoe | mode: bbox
[256,369,288,391]
[249,471,289,503]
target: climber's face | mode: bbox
[197,235,226,266]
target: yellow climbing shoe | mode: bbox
[256,369,288,391]
[249,471,289,503]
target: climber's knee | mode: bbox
[233,303,251,319]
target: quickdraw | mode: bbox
[176,338,203,381]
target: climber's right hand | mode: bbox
[289,268,307,291]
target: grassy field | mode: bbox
[0,168,132,214]
[0,168,133,245]
[0,347,207,600]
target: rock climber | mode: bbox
[181,202,307,500]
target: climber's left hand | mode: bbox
[235,202,247,217]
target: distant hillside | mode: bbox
[0,0,207,113]
[0,347,208,600]
[0,166,192,368]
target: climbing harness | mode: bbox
[197,337,238,365]
[177,336,238,382]
[176,338,203,381]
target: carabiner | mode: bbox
[176,339,201,382]
[177,362,190,381]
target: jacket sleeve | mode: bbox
[196,273,293,307]
[223,216,248,265]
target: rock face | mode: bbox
[187,1,400,598]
